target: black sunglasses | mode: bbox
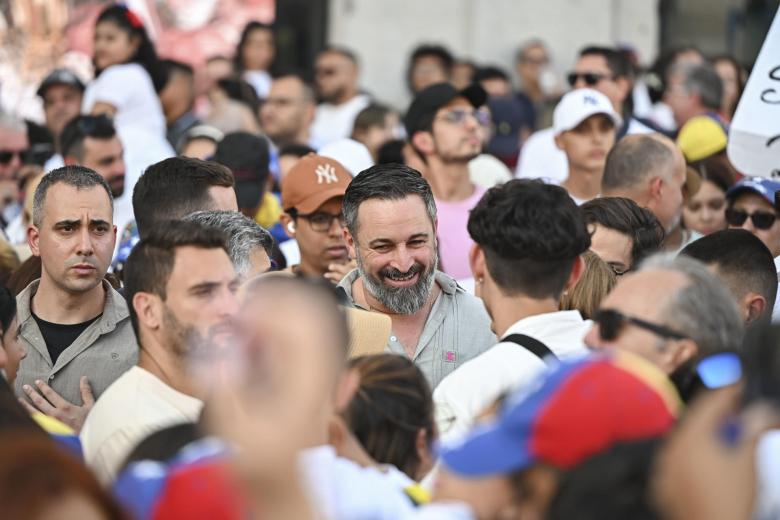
[593,309,688,342]
[725,207,777,230]
[566,72,614,87]
[0,150,28,165]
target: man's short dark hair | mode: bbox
[59,115,117,160]
[601,134,676,193]
[123,220,228,337]
[474,65,510,83]
[409,44,455,72]
[468,179,591,299]
[578,46,633,78]
[33,165,113,227]
[682,64,723,111]
[278,143,316,159]
[352,103,391,135]
[320,46,359,66]
[680,229,777,318]
[343,163,436,237]
[132,157,235,238]
[582,197,665,268]
[212,132,270,212]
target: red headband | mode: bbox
[124,8,143,29]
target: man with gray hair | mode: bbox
[585,253,743,401]
[338,163,495,389]
[601,133,689,249]
[665,63,723,129]
[184,210,274,280]
[16,165,137,432]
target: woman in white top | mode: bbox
[233,21,276,99]
[83,5,173,198]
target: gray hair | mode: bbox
[33,165,114,228]
[639,253,744,357]
[676,64,723,111]
[601,133,676,193]
[183,210,273,277]
[0,112,26,133]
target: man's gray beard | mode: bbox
[358,252,437,315]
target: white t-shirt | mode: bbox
[299,445,475,520]
[756,430,780,520]
[80,366,203,484]
[310,94,371,147]
[83,63,174,198]
[243,70,272,99]
[516,118,656,185]
[434,310,591,438]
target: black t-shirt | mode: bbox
[33,313,102,365]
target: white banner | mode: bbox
[727,7,780,178]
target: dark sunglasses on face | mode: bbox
[0,150,28,165]
[593,309,688,342]
[566,72,614,87]
[725,207,778,230]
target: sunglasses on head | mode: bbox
[566,72,614,87]
[593,309,688,342]
[0,150,28,165]
[725,207,778,230]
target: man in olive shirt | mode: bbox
[16,166,137,432]
[338,163,495,388]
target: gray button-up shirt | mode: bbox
[338,270,496,389]
[15,280,139,405]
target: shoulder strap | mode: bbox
[502,334,558,365]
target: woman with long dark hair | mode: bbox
[83,4,173,197]
[234,21,276,99]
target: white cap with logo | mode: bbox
[553,88,622,136]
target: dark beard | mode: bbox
[358,252,437,315]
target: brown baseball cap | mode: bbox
[281,154,352,214]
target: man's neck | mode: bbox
[562,168,602,202]
[138,336,196,398]
[428,160,475,202]
[490,294,560,338]
[295,257,326,278]
[331,89,359,107]
[32,275,106,324]
[662,224,684,251]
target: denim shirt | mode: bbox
[338,270,496,389]
[15,280,139,405]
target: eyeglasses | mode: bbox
[725,207,778,230]
[566,72,615,87]
[593,309,688,342]
[298,211,345,232]
[696,352,742,389]
[0,150,28,165]
[436,109,491,127]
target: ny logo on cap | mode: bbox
[583,95,598,106]
[316,164,339,184]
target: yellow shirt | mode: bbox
[254,192,282,230]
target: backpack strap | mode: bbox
[502,334,558,365]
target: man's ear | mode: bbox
[743,293,768,325]
[334,368,360,413]
[469,243,486,281]
[648,176,665,204]
[280,213,295,239]
[133,292,163,332]
[554,132,565,151]
[343,227,357,259]
[661,339,698,375]
[563,254,585,292]
[28,225,41,257]
[411,131,434,156]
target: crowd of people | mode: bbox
[0,3,778,519]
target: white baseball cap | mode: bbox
[553,88,622,135]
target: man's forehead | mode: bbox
[607,269,688,310]
[169,246,234,283]
[731,192,773,211]
[43,183,111,212]
[575,54,610,72]
[440,97,471,112]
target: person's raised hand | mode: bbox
[324,259,357,285]
[19,376,94,432]
[653,386,780,520]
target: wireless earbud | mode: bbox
[287,221,296,233]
